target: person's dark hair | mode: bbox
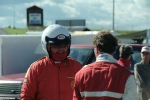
[93,30,118,54]
[119,45,133,59]
[121,54,130,59]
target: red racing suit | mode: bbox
[20,56,82,100]
[73,53,138,100]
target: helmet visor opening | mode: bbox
[45,35,71,45]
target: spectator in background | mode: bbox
[118,45,134,69]
[134,46,150,100]
[20,24,82,100]
[73,30,138,100]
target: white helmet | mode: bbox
[41,24,71,56]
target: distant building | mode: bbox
[55,19,90,32]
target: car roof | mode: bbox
[71,43,150,48]
[71,44,94,48]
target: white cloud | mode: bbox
[0,0,150,30]
[59,5,80,17]
[16,19,26,25]
[0,17,5,21]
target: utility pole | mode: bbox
[13,1,15,29]
[112,0,115,30]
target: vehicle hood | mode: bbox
[0,73,25,82]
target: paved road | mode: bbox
[0,28,8,35]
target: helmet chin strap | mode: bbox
[46,44,52,58]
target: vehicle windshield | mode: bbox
[69,48,93,65]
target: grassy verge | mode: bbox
[3,28,28,35]
[116,30,139,35]
[91,29,140,35]
[3,27,141,35]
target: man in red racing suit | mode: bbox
[73,30,138,100]
[20,56,82,100]
[20,24,82,100]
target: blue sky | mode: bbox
[0,0,150,30]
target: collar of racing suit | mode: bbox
[96,53,117,64]
[47,56,67,66]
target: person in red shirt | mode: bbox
[118,45,133,69]
[20,24,82,100]
[73,30,138,100]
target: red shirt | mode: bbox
[118,57,131,69]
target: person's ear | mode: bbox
[95,46,100,54]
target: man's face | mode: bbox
[47,44,70,53]
[141,52,150,61]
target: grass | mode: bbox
[91,28,140,35]
[2,27,141,35]
[3,26,45,35]
[3,28,28,35]
[116,30,139,35]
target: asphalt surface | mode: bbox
[0,28,8,35]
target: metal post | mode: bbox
[14,1,15,28]
[113,0,115,30]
